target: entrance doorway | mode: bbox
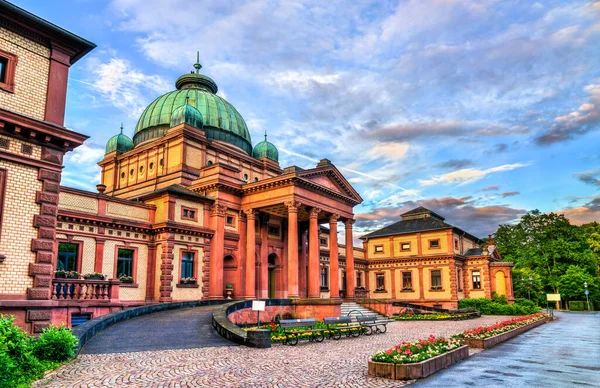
[268,253,279,298]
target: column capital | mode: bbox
[345,218,355,228]
[242,208,258,219]
[309,207,321,218]
[284,200,302,213]
[210,203,227,217]
[239,210,247,221]
[329,214,340,224]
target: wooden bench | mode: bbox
[323,316,362,340]
[279,318,326,346]
[356,314,387,335]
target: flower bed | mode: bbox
[369,335,467,380]
[394,312,475,321]
[453,313,548,349]
[243,321,361,343]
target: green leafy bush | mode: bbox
[33,325,78,362]
[568,301,586,311]
[0,315,78,388]
[458,298,539,315]
[0,315,45,388]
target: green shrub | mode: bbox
[458,298,538,315]
[33,325,78,362]
[569,301,586,311]
[492,292,508,305]
[0,315,77,388]
[0,315,46,388]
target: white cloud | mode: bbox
[87,57,171,117]
[419,163,532,186]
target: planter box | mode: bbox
[464,319,546,349]
[368,345,469,380]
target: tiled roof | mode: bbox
[360,206,480,241]
[464,248,484,256]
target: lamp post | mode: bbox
[528,277,533,300]
[584,281,590,311]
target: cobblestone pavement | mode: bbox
[35,316,507,388]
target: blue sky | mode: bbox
[15,0,600,238]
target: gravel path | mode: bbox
[35,316,507,388]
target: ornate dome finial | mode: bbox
[193,51,202,74]
[253,132,279,162]
[106,125,133,154]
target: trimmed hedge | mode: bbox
[458,298,539,315]
[568,301,586,311]
[0,315,78,388]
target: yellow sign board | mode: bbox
[546,294,561,301]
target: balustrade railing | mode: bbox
[52,278,120,301]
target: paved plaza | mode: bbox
[412,312,600,388]
[36,314,505,387]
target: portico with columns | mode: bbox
[195,159,363,301]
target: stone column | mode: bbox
[259,213,270,298]
[300,229,308,298]
[308,207,321,298]
[238,211,247,296]
[345,219,355,298]
[285,201,300,298]
[329,214,340,299]
[209,204,226,299]
[243,209,257,299]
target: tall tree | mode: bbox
[494,211,598,298]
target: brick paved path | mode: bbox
[36,315,506,387]
[81,305,233,354]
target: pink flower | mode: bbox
[404,349,412,355]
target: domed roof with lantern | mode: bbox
[133,52,252,154]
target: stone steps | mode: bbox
[340,302,394,323]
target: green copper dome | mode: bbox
[106,125,134,154]
[170,99,203,129]
[252,132,279,162]
[133,56,251,154]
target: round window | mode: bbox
[120,171,125,179]
[130,168,134,176]
[159,158,164,167]
[139,166,144,174]
[243,173,248,181]
[254,177,259,182]
[207,160,213,166]
[149,162,154,170]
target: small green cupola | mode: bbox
[170,97,204,129]
[252,131,279,162]
[105,124,134,154]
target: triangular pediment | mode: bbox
[297,166,363,204]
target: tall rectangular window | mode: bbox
[320,266,328,288]
[356,271,362,288]
[181,251,195,279]
[454,239,459,250]
[376,273,385,290]
[402,272,412,290]
[0,57,6,83]
[116,249,134,277]
[457,268,463,291]
[57,243,78,271]
[472,270,481,289]
[431,270,442,290]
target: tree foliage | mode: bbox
[494,210,598,301]
[558,265,598,304]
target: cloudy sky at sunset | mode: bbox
[15,0,600,239]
